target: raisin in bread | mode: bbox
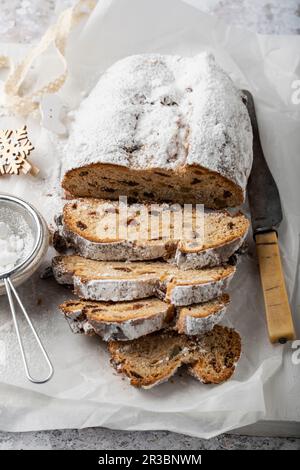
[108,325,241,388]
[60,298,174,341]
[60,295,229,340]
[54,198,249,269]
[61,53,253,209]
[52,255,235,306]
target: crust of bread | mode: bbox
[73,275,159,302]
[62,229,170,261]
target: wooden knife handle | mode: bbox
[256,231,296,343]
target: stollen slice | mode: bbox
[59,294,230,341]
[54,198,249,269]
[60,298,174,341]
[52,255,235,306]
[108,325,242,388]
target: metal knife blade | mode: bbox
[243,90,282,236]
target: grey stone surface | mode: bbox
[0,0,300,450]
[0,428,300,450]
[200,0,300,34]
[0,0,299,43]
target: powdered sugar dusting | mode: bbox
[175,234,247,270]
[0,207,34,275]
[168,272,234,306]
[183,306,227,335]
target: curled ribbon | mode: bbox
[0,0,96,117]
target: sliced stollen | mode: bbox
[54,199,176,261]
[61,53,253,209]
[52,255,235,306]
[54,198,249,269]
[59,294,230,340]
[108,325,242,388]
[60,298,175,341]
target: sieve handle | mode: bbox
[4,277,54,384]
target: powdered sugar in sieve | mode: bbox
[0,207,34,275]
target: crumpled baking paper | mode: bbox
[0,0,299,438]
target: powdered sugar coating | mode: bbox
[62,52,252,194]
[60,298,174,341]
[175,235,247,270]
[62,226,170,261]
[86,311,169,341]
[73,277,159,302]
[168,272,234,306]
[182,305,227,336]
[52,256,235,306]
[63,301,227,340]
[57,224,246,268]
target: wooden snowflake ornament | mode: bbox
[0,125,39,176]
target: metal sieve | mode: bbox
[0,194,53,384]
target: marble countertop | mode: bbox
[0,0,300,450]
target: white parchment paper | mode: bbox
[0,0,299,438]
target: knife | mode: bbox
[244,90,296,344]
